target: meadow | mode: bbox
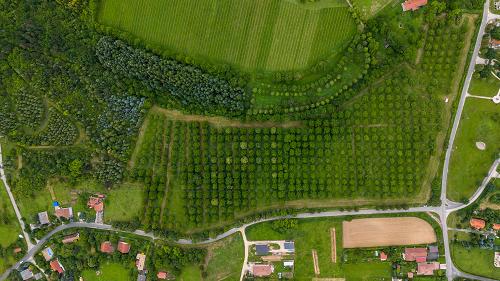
[469,73,500,97]
[97,0,356,72]
[447,98,500,202]
[205,234,244,281]
[82,262,132,281]
[451,244,500,279]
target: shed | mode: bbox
[283,260,294,267]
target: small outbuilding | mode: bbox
[38,212,50,225]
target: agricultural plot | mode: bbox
[342,217,436,248]
[97,0,356,72]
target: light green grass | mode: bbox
[0,181,20,247]
[451,244,500,279]
[82,262,132,281]
[447,98,500,202]
[343,262,392,280]
[178,265,202,281]
[205,234,244,281]
[105,182,144,222]
[352,0,394,19]
[469,74,500,97]
[97,0,356,72]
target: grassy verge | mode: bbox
[451,243,500,279]
[447,98,500,202]
[469,73,500,97]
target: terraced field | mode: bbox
[97,0,356,71]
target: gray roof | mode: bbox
[427,252,439,261]
[428,245,438,253]
[20,269,33,280]
[137,273,146,281]
[38,211,50,225]
[255,244,269,255]
[34,273,43,280]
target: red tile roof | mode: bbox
[493,223,500,230]
[415,256,427,263]
[252,264,273,277]
[402,0,428,11]
[380,251,388,261]
[470,218,486,230]
[88,197,104,212]
[117,241,131,254]
[13,247,22,254]
[404,248,427,261]
[62,233,80,244]
[50,259,64,274]
[491,39,500,46]
[55,207,73,219]
[417,262,439,275]
[408,272,414,278]
[100,241,114,253]
[157,272,169,279]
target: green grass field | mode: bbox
[447,98,500,202]
[82,262,132,281]
[469,74,500,97]
[246,217,393,279]
[97,0,356,72]
[0,181,20,248]
[451,244,500,279]
[178,265,203,281]
[205,234,244,281]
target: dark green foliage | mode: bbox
[96,37,249,116]
[151,243,206,276]
[271,219,299,233]
[13,90,45,130]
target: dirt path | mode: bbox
[159,124,175,225]
[415,25,429,65]
[330,228,337,263]
[312,249,320,275]
[128,111,151,169]
[153,106,302,128]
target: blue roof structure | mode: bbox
[255,244,270,256]
[284,241,295,251]
[52,201,60,207]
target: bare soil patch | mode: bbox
[342,217,436,248]
[312,249,320,275]
[330,228,337,263]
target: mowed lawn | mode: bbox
[452,244,500,279]
[246,217,392,279]
[97,0,356,71]
[469,74,500,97]
[447,98,500,202]
[82,262,132,281]
[205,234,244,281]
[178,265,202,281]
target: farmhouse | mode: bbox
[62,233,80,244]
[42,247,54,261]
[38,211,50,225]
[251,264,274,277]
[136,253,146,271]
[256,244,270,256]
[403,248,427,261]
[417,262,439,275]
[470,218,486,230]
[50,259,65,274]
[402,0,428,11]
[20,268,34,281]
[100,241,114,254]
[117,241,131,254]
[55,207,73,220]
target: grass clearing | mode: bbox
[82,262,132,281]
[451,244,500,279]
[0,181,20,248]
[343,263,392,280]
[447,98,500,202]
[469,73,500,97]
[97,0,356,72]
[205,234,244,281]
[178,264,202,281]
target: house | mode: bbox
[137,272,146,281]
[283,260,294,268]
[20,268,34,281]
[38,211,50,225]
[55,207,73,220]
[42,247,54,261]
[415,256,427,263]
[403,248,427,261]
[493,223,500,231]
[427,246,439,261]
[470,218,486,230]
[251,264,274,277]
[14,247,22,254]
[87,196,104,212]
[136,253,146,271]
[157,271,171,280]
[50,259,65,274]
[407,272,414,279]
[495,252,500,268]
[490,39,500,49]
[62,233,80,244]
[417,262,439,275]
[100,241,114,254]
[255,244,270,256]
[402,0,428,11]
[380,251,388,261]
[284,241,295,253]
[34,273,43,280]
[117,241,131,254]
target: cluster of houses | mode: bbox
[401,246,445,277]
[247,241,295,279]
[470,218,500,268]
[469,218,500,231]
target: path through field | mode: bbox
[330,228,337,263]
[312,249,320,275]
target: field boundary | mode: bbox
[330,228,337,263]
[312,249,320,275]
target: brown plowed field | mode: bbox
[342,217,436,248]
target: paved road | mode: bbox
[0,142,34,250]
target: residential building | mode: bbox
[62,233,80,244]
[34,273,43,280]
[493,223,500,231]
[137,272,146,281]
[495,252,500,268]
[255,244,270,256]
[407,272,414,279]
[50,259,65,274]
[14,247,22,254]
[157,271,171,279]
[55,207,73,220]
[42,247,54,261]
[100,241,114,254]
[38,211,50,225]
[427,246,439,261]
[251,264,274,277]
[284,241,295,253]
[403,248,427,261]
[87,196,104,212]
[417,262,439,275]
[20,268,34,281]
[380,251,388,261]
[283,260,294,268]
[470,218,486,230]
[402,0,428,11]
[136,253,146,271]
[117,241,131,254]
